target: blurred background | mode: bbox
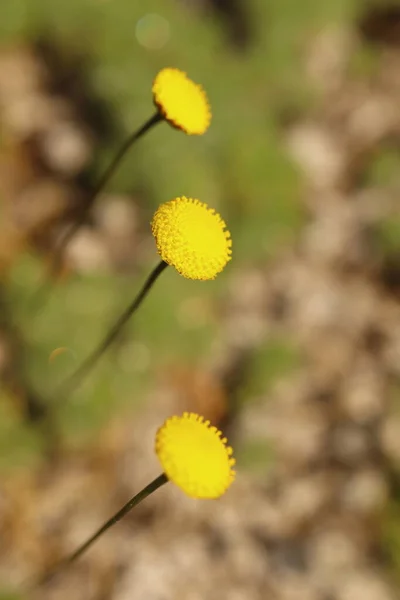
[0,0,400,598]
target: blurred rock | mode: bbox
[95,195,143,270]
[66,227,112,273]
[341,468,388,514]
[286,122,346,190]
[277,473,333,527]
[340,358,386,423]
[306,26,355,94]
[331,423,372,465]
[380,416,400,464]
[347,93,399,147]
[309,523,367,579]
[302,198,373,269]
[0,47,48,103]
[10,179,78,236]
[41,120,93,176]
[337,570,396,600]
[267,401,328,466]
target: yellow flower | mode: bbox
[155,412,235,499]
[152,68,211,135]
[151,197,232,281]
[51,414,235,568]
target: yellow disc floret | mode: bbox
[152,68,211,135]
[155,412,236,499]
[151,197,232,281]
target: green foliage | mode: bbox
[367,149,400,188]
[0,394,45,473]
[382,498,400,584]
[240,338,302,402]
[0,592,23,600]
[349,44,381,79]
[236,439,275,473]
[375,218,400,255]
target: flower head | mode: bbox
[151,197,232,280]
[152,68,211,135]
[155,412,235,499]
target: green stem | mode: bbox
[29,111,163,312]
[67,473,168,564]
[36,473,168,586]
[54,112,162,267]
[54,260,168,402]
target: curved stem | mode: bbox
[54,112,162,268]
[36,473,168,587]
[67,473,168,564]
[54,260,168,402]
[29,112,163,312]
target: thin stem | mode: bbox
[68,473,168,564]
[36,474,168,587]
[54,260,168,402]
[29,111,163,312]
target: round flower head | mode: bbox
[151,197,232,280]
[152,68,211,135]
[155,412,236,499]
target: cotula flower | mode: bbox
[153,67,211,135]
[151,197,232,280]
[155,412,236,499]
[56,198,231,401]
[47,413,235,576]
